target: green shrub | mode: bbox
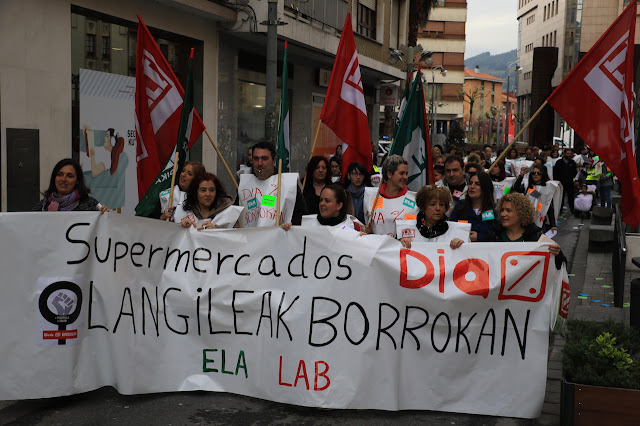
[562,319,640,389]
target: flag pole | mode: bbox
[302,119,323,188]
[203,128,239,190]
[276,159,283,226]
[488,100,548,173]
[165,152,180,222]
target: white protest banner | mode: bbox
[545,158,560,180]
[301,214,363,231]
[525,182,562,228]
[395,220,471,243]
[364,187,419,237]
[505,159,533,178]
[238,173,298,227]
[493,177,516,201]
[0,213,563,419]
[173,205,245,229]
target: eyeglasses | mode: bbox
[530,171,542,176]
[350,171,364,177]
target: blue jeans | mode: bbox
[600,186,612,208]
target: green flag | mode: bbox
[276,41,290,172]
[135,48,203,217]
[391,73,429,191]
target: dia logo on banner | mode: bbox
[499,251,550,302]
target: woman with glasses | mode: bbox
[449,171,496,242]
[512,163,557,233]
[343,162,371,223]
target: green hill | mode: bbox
[465,50,518,91]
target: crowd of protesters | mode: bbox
[36,138,618,270]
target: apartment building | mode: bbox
[462,68,504,144]
[516,0,639,147]
[417,0,467,146]
[220,0,408,175]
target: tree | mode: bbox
[445,120,465,148]
[457,86,483,143]
[408,0,439,46]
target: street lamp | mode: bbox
[430,65,447,147]
[504,61,522,146]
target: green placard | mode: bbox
[261,195,276,207]
[403,198,416,209]
[247,198,258,210]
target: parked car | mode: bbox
[377,137,392,165]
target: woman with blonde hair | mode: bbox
[487,193,564,267]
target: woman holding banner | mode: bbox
[158,161,205,220]
[343,162,371,223]
[363,155,419,238]
[396,185,470,249]
[34,158,108,213]
[174,172,241,229]
[511,163,557,234]
[487,193,565,267]
[294,184,363,231]
[303,156,332,215]
[449,171,496,242]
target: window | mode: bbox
[102,36,110,59]
[357,4,376,40]
[543,6,547,20]
[523,71,531,80]
[86,34,96,57]
[554,30,557,46]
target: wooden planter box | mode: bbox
[561,379,640,425]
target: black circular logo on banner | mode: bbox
[38,281,82,344]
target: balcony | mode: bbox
[284,0,348,31]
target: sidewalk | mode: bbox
[536,206,636,425]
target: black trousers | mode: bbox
[560,180,575,212]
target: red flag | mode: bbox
[547,1,639,227]
[135,16,205,198]
[320,14,373,177]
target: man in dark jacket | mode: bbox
[553,148,578,213]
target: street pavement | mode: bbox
[0,208,607,426]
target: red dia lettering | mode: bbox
[453,259,490,298]
[399,249,435,289]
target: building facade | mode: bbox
[462,68,504,145]
[0,0,409,212]
[417,0,467,146]
[218,0,408,186]
[0,0,234,212]
[516,0,640,147]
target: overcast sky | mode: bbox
[465,0,518,58]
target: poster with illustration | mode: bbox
[79,69,138,215]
